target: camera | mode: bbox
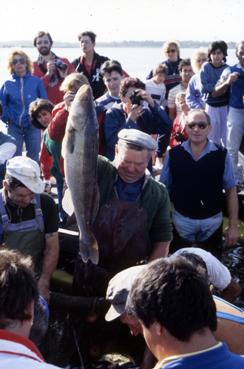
[130,90,143,105]
[55,59,68,72]
[174,132,186,143]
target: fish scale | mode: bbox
[62,84,100,264]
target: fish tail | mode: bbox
[79,236,99,265]
[79,240,90,264]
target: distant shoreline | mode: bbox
[0,40,236,48]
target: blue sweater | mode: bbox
[159,343,244,369]
[225,65,244,109]
[186,73,205,109]
[0,73,47,128]
[200,62,229,107]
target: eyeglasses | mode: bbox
[167,49,177,53]
[187,122,209,130]
[12,57,26,65]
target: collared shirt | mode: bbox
[161,140,235,193]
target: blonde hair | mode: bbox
[7,48,33,74]
[162,40,180,58]
[60,72,89,93]
[191,48,207,73]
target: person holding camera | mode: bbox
[33,31,74,105]
[104,77,172,161]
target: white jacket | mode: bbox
[0,330,61,369]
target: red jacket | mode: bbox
[33,57,74,104]
[47,102,69,142]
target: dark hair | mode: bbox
[126,256,217,342]
[5,174,26,190]
[120,77,145,97]
[33,31,53,47]
[29,98,54,130]
[208,41,228,62]
[78,31,96,43]
[187,109,211,125]
[178,58,191,72]
[101,60,123,76]
[0,248,38,329]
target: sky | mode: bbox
[1,0,243,43]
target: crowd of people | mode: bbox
[0,32,244,368]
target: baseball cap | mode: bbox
[105,264,146,321]
[6,156,45,194]
[118,129,157,151]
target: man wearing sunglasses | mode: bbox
[160,109,239,257]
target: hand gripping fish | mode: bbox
[62,84,100,264]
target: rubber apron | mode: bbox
[0,190,45,275]
[73,184,151,297]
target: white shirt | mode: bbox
[145,79,166,107]
[174,247,231,290]
[0,143,16,165]
[0,331,61,369]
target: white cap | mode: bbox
[6,156,45,194]
[105,265,146,321]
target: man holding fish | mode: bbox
[62,84,172,296]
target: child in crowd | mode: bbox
[145,63,168,107]
[29,98,66,222]
[169,92,188,148]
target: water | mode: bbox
[0,46,238,85]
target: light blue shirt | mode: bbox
[160,140,235,193]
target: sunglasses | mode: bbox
[187,122,209,130]
[12,57,26,65]
[167,49,177,53]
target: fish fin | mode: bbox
[89,236,99,265]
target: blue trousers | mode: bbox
[8,124,41,163]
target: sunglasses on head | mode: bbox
[12,57,26,65]
[187,122,208,129]
[167,49,177,53]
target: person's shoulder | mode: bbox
[145,176,169,196]
[169,84,181,95]
[96,92,109,103]
[95,52,109,62]
[97,155,115,178]
[26,73,42,83]
[40,192,56,208]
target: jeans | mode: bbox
[227,107,244,182]
[8,124,41,162]
[172,210,223,243]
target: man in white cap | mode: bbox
[0,156,59,301]
[73,128,172,298]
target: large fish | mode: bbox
[62,84,100,264]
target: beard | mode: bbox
[38,47,51,56]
